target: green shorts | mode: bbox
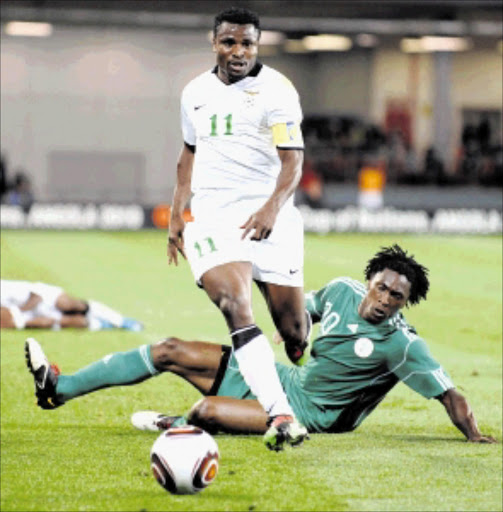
[211,346,345,433]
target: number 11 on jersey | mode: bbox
[194,237,218,258]
[210,114,233,136]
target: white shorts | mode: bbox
[184,201,304,287]
[25,303,63,322]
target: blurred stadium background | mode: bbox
[1,0,501,234]
[1,4,502,511]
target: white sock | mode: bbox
[88,300,124,327]
[232,326,294,418]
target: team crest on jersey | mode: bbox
[243,90,260,108]
[348,324,358,333]
[354,337,374,358]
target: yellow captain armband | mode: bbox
[272,122,304,148]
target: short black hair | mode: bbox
[364,244,430,306]
[213,7,261,37]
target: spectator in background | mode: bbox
[479,144,503,187]
[297,159,324,208]
[423,147,446,185]
[7,171,34,212]
[386,130,408,183]
[477,116,491,155]
[0,154,7,202]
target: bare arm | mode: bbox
[25,316,56,329]
[1,307,55,329]
[168,144,194,265]
[438,388,497,443]
[241,148,303,240]
[19,292,42,312]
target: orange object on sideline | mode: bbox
[152,204,193,229]
[358,167,386,191]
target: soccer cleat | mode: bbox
[285,340,310,366]
[25,337,64,410]
[121,318,144,332]
[263,415,309,451]
[131,411,185,432]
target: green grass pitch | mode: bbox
[1,230,501,512]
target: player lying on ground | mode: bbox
[25,246,496,445]
[1,280,142,331]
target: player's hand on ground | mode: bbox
[167,216,187,265]
[240,204,278,241]
[272,330,284,344]
[468,434,498,443]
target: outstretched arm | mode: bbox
[1,307,55,329]
[168,143,194,265]
[437,388,497,443]
[24,316,57,329]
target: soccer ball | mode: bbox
[150,425,219,495]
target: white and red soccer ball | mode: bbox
[150,425,219,495]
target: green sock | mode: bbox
[56,345,158,401]
[171,416,189,428]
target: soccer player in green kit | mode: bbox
[26,245,496,447]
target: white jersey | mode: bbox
[181,63,304,216]
[0,280,63,308]
[0,280,33,307]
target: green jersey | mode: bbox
[216,277,454,433]
[276,277,454,432]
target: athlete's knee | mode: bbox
[187,398,219,434]
[151,337,185,370]
[202,269,254,326]
[219,293,252,324]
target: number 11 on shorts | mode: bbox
[194,237,217,258]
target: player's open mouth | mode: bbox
[229,61,246,72]
[373,308,386,320]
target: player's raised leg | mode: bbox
[25,338,63,409]
[257,281,312,366]
[25,336,224,408]
[201,262,308,450]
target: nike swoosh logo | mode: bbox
[289,269,300,275]
[35,367,48,389]
[194,104,205,110]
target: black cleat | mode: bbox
[25,338,64,410]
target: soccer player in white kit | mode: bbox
[168,7,310,450]
[0,279,143,331]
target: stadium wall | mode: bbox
[1,26,501,205]
[1,202,500,235]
